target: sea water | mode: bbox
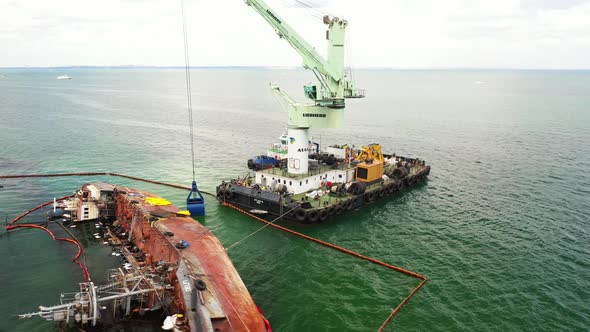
[0,68,588,331]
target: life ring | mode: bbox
[294,208,307,222]
[334,203,343,215]
[307,209,320,223]
[318,208,329,222]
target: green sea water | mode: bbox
[0,68,589,331]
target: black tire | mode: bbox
[357,182,367,195]
[399,180,406,191]
[294,208,307,222]
[343,200,350,211]
[347,181,367,195]
[377,187,385,198]
[345,199,355,211]
[194,279,207,291]
[223,189,234,200]
[386,183,395,194]
[383,183,393,195]
[389,181,399,195]
[367,190,376,202]
[334,203,343,215]
[307,209,320,223]
[353,196,363,209]
[217,189,225,198]
[327,205,336,216]
[392,180,402,193]
[319,209,329,222]
[391,167,408,179]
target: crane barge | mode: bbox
[217,0,430,223]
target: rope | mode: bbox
[221,202,428,330]
[0,172,216,197]
[1,172,428,328]
[181,0,196,182]
[225,204,300,251]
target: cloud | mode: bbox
[521,0,590,10]
[0,0,588,68]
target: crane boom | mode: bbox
[244,0,364,109]
[245,0,331,79]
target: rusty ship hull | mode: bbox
[21,183,269,332]
[116,185,266,331]
[111,186,267,331]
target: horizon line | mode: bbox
[1,65,589,71]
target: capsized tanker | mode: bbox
[19,182,270,332]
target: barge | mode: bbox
[220,0,430,223]
[218,143,430,223]
[20,183,270,331]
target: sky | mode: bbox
[1,0,589,69]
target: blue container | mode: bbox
[186,180,206,216]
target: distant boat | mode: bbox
[56,75,71,80]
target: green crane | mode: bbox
[245,0,364,174]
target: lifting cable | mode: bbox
[1,172,427,329]
[181,0,197,182]
[290,0,327,21]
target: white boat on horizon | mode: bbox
[56,75,71,80]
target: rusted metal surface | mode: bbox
[114,186,267,331]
